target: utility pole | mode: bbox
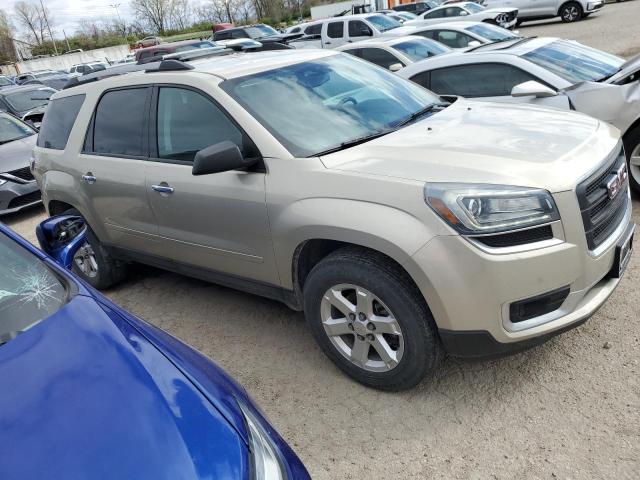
[38,0,58,55]
[63,29,70,52]
[109,3,125,38]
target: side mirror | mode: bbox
[511,80,558,98]
[389,63,403,72]
[467,40,481,48]
[459,10,469,16]
[192,141,256,175]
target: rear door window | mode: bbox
[37,94,85,150]
[327,22,344,39]
[305,23,322,35]
[348,20,372,38]
[429,63,539,97]
[433,30,476,48]
[360,48,403,70]
[91,88,149,156]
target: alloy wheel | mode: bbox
[74,242,99,278]
[320,284,404,372]
[562,6,579,21]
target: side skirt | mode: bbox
[106,245,303,311]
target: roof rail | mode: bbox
[62,59,194,90]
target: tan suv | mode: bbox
[34,50,634,390]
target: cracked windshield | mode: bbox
[0,234,66,345]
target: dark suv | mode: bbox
[213,24,296,49]
[393,1,439,15]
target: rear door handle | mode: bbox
[151,184,174,194]
[82,173,96,184]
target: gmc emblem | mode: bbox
[604,163,628,200]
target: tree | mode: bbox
[13,1,42,44]
[0,9,18,63]
[131,0,171,34]
[168,0,192,31]
[13,0,54,46]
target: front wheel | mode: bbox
[559,2,583,22]
[303,247,443,391]
[64,208,127,289]
[623,125,640,196]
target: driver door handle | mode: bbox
[152,184,174,194]
[82,173,96,184]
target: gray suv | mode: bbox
[34,51,633,390]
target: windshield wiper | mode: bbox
[394,103,448,128]
[313,130,394,157]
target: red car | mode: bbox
[135,39,217,62]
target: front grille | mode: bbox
[6,166,34,182]
[7,190,41,209]
[576,148,628,250]
[475,225,554,248]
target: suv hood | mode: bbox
[320,99,620,193]
[0,295,248,479]
[0,134,37,172]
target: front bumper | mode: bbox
[0,180,42,215]
[404,188,632,357]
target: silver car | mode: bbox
[0,113,41,214]
[399,37,640,194]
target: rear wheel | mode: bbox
[623,125,640,195]
[559,2,583,22]
[64,208,126,289]
[303,247,442,391]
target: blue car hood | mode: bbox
[0,294,249,480]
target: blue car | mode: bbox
[0,219,310,480]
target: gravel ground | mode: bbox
[4,8,640,479]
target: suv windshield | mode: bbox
[5,88,55,112]
[466,24,518,42]
[0,232,66,346]
[0,77,13,87]
[222,54,442,157]
[245,25,278,38]
[0,113,35,144]
[366,15,401,32]
[521,40,624,83]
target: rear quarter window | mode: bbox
[37,94,85,150]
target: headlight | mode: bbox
[238,401,287,480]
[424,183,560,235]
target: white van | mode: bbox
[289,14,403,49]
[484,0,603,23]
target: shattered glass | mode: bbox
[0,233,66,345]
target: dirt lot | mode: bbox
[4,5,640,478]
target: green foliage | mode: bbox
[32,34,134,56]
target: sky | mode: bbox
[3,0,136,37]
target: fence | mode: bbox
[1,45,131,76]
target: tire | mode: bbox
[623,125,640,196]
[559,2,583,22]
[303,247,443,391]
[64,208,126,289]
